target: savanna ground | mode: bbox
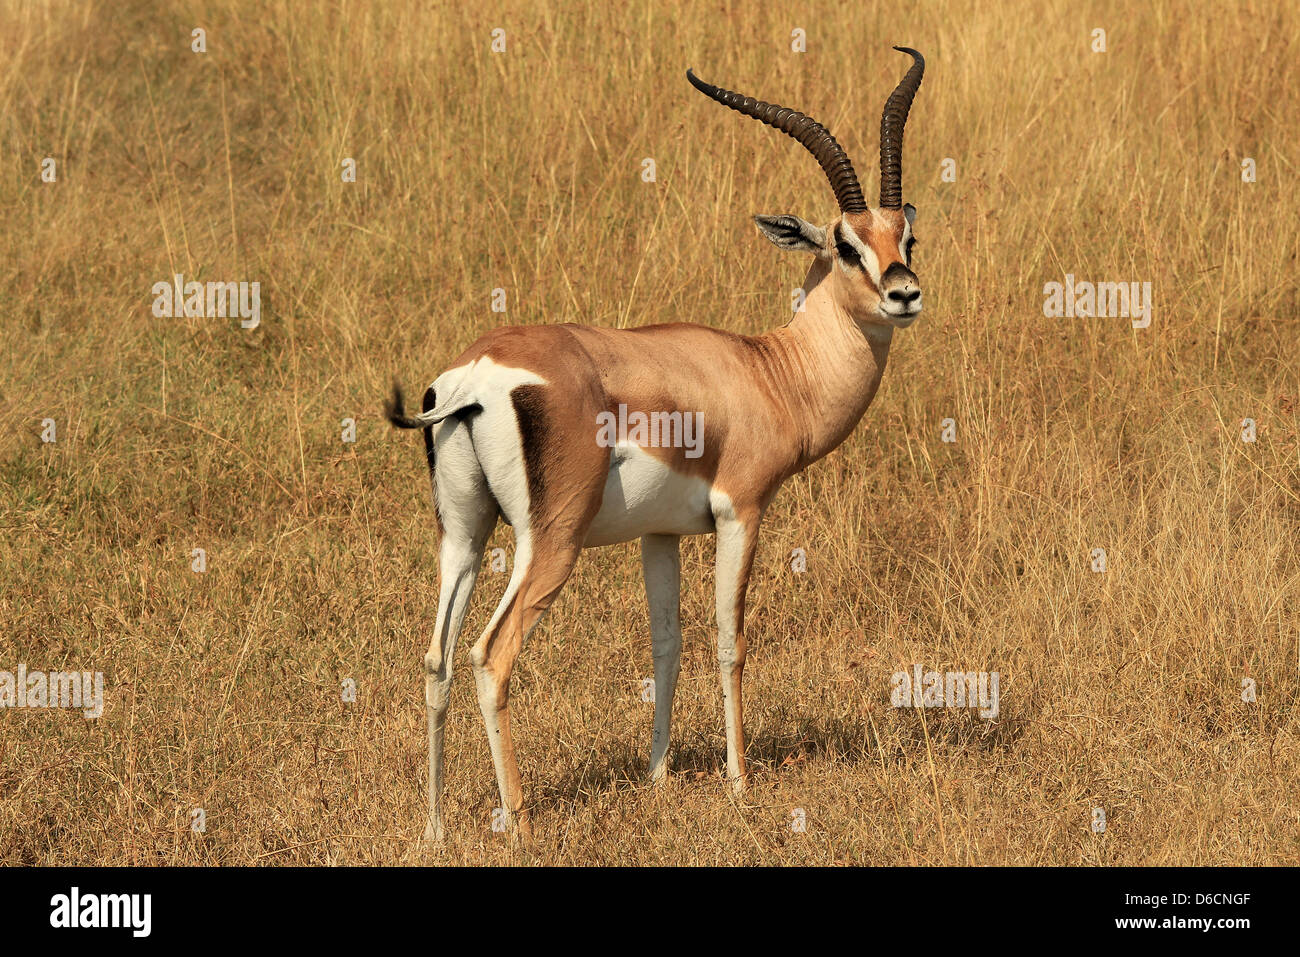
[1,0,1298,866]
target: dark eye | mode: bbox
[905,237,917,261]
[836,242,860,266]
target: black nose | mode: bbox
[888,288,921,304]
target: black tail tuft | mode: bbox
[385,380,425,429]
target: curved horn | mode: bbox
[686,68,868,214]
[878,46,924,209]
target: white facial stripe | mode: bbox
[899,219,912,264]
[839,219,882,287]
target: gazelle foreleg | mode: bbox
[641,533,682,783]
[713,506,760,792]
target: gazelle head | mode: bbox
[688,47,925,329]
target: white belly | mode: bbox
[583,444,715,546]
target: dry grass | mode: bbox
[1,0,1298,865]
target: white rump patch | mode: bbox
[440,356,547,530]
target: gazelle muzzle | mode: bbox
[879,262,922,321]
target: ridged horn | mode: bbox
[686,68,868,214]
[878,46,924,209]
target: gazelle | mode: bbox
[388,47,925,844]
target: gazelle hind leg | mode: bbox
[466,380,608,844]
[424,416,496,843]
[641,533,682,783]
[470,530,584,845]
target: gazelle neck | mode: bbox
[761,257,894,470]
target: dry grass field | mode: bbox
[1,0,1298,866]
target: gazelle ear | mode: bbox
[903,203,917,226]
[754,215,827,254]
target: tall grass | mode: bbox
[0,0,1297,864]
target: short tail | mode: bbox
[387,381,441,475]
[385,381,438,430]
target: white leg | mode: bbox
[713,507,759,791]
[469,528,585,847]
[641,533,681,783]
[469,532,533,839]
[424,420,495,843]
